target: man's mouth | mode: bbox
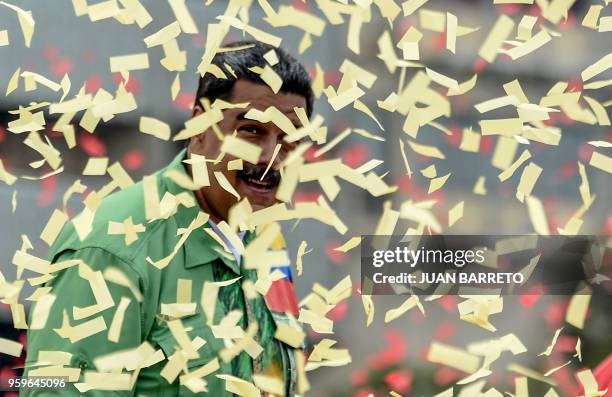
[236,164,281,192]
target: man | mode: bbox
[24,40,314,396]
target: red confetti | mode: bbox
[433,321,456,340]
[341,143,370,169]
[85,74,103,94]
[43,46,59,61]
[351,368,368,386]
[51,57,74,77]
[434,366,462,385]
[174,92,195,110]
[79,132,107,156]
[37,174,57,208]
[384,369,413,394]
[325,240,347,265]
[112,73,141,94]
[327,301,349,321]
[122,149,145,171]
[367,329,407,369]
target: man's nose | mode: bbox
[258,135,280,166]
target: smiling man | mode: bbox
[24,40,314,396]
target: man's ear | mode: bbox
[192,105,203,118]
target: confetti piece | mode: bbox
[517,15,538,40]
[5,67,20,96]
[0,159,17,186]
[0,1,35,47]
[402,0,429,16]
[576,369,605,396]
[598,16,612,32]
[274,322,306,348]
[109,53,150,72]
[218,15,282,47]
[448,201,464,227]
[328,86,366,111]
[107,162,135,189]
[214,171,240,200]
[498,149,531,181]
[334,237,362,256]
[428,173,451,194]
[475,95,520,113]
[446,12,457,54]
[581,52,612,82]
[515,162,542,202]
[428,342,481,373]
[407,140,445,159]
[565,286,591,329]
[0,337,23,357]
[168,0,198,33]
[263,49,279,66]
[216,374,260,397]
[478,14,515,63]
[541,0,577,25]
[583,96,611,126]
[507,363,557,386]
[107,296,130,343]
[54,311,107,343]
[40,209,68,246]
[139,116,171,140]
[506,29,552,60]
[144,21,180,48]
[0,29,8,46]
[82,157,109,176]
[480,118,523,136]
[253,374,284,396]
[582,5,603,30]
[88,0,121,22]
[307,338,352,367]
[538,327,563,357]
[589,151,612,174]
[426,68,459,90]
[118,0,151,28]
[526,195,549,235]
[385,295,424,322]
[221,135,263,165]
[448,74,478,96]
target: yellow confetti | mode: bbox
[565,286,591,329]
[589,151,612,174]
[168,0,198,33]
[139,116,171,140]
[448,201,464,227]
[582,52,612,82]
[428,342,481,373]
[0,1,35,47]
[478,14,515,63]
[109,53,149,72]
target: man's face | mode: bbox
[188,79,307,222]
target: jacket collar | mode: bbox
[159,149,253,275]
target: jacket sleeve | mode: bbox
[22,246,146,396]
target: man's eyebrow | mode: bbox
[236,110,301,128]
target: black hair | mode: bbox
[195,40,314,118]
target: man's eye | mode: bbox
[239,126,260,135]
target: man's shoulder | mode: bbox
[50,172,177,269]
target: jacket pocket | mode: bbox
[153,321,232,396]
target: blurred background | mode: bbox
[1,0,611,396]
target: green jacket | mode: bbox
[24,149,303,396]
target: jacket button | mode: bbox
[79,361,88,370]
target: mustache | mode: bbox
[236,163,281,185]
